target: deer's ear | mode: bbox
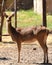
[10,12,15,18]
[3,12,8,18]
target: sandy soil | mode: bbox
[0,34,52,65]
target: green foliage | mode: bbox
[17,9,42,27]
[47,15,52,29]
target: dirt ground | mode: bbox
[0,34,52,65]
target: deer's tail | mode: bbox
[49,29,52,34]
[46,28,52,35]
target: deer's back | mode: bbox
[16,26,49,43]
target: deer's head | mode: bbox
[3,12,15,23]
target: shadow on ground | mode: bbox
[2,41,14,44]
[0,57,11,60]
[38,63,52,65]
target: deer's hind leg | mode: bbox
[37,35,48,63]
[44,43,48,63]
[43,35,48,63]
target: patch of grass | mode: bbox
[17,9,42,27]
[47,15,52,29]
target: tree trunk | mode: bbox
[42,0,47,27]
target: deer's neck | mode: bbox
[8,22,13,33]
[8,22,12,28]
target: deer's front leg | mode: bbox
[17,42,21,63]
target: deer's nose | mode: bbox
[7,18,11,22]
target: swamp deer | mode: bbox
[4,12,50,63]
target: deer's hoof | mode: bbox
[43,60,49,64]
